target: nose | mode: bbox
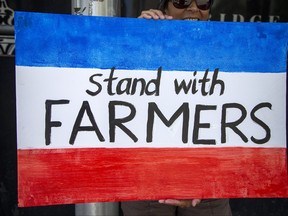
[187,0,199,11]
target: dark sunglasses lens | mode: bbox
[172,0,192,9]
[196,0,212,10]
[172,0,212,10]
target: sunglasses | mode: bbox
[171,0,213,10]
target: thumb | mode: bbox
[191,199,201,207]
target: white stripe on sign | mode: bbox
[16,66,286,149]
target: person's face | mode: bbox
[165,0,210,21]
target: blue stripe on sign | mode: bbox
[15,12,288,72]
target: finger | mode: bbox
[149,9,166,19]
[138,10,166,20]
[164,14,174,19]
[191,199,201,207]
[138,13,153,19]
[139,13,158,19]
[159,199,190,208]
[159,199,180,206]
[138,11,157,19]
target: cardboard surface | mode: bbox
[15,12,288,207]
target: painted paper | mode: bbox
[15,12,288,207]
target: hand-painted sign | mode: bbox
[15,12,288,207]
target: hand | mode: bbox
[138,9,173,20]
[159,199,201,208]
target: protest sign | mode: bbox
[15,12,287,207]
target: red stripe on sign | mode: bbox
[18,147,288,207]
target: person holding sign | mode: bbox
[121,0,232,216]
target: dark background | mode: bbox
[1,0,287,215]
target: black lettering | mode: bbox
[221,103,248,143]
[199,69,210,96]
[250,102,272,144]
[191,71,198,94]
[193,105,217,145]
[209,68,225,95]
[131,78,146,95]
[147,102,189,143]
[86,74,103,96]
[45,100,70,145]
[104,67,117,95]
[69,101,104,144]
[145,66,162,96]
[109,101,138,142]
[117,78,132,95]
[173,71,198,95]
[174,79,192,94]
